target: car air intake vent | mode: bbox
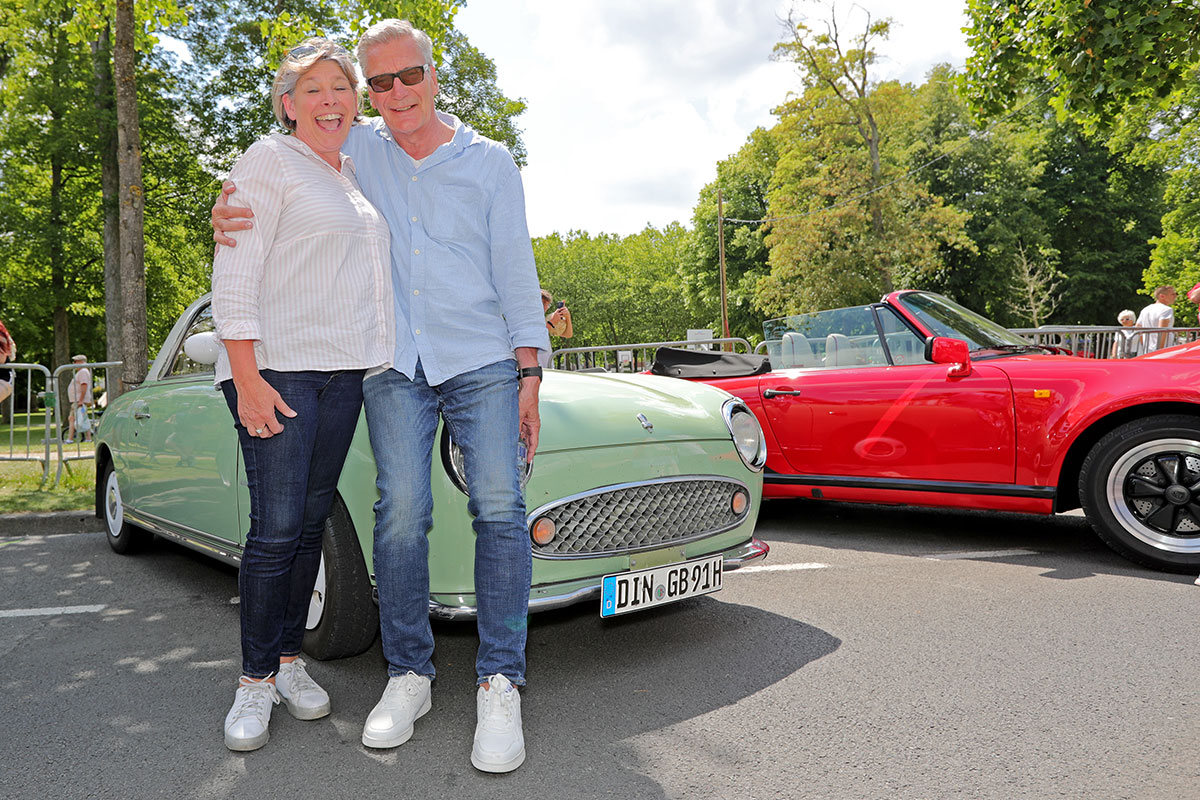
[528,477,750,558]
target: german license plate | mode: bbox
[600,555,723,618]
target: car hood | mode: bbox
[537,371,734,451]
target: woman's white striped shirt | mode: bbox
[212,133,393,384]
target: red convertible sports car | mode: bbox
[653,290,1200,573]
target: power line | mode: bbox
[721,82,1061,226]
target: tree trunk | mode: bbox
[91,24,122,371]
[114,0,147,391]
[49,26,69,371]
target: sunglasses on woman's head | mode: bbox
[285,43,350,62]
[366,64,429,92]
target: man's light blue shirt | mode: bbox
[344,113,549,386]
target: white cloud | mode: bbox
[455,0,969,236]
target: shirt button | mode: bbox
[413,290,419,295]
[411,176,418,182]
[414,249,420,255]
[411,216,418,222]
[415,329,421,335]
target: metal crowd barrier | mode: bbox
[551,338,753,373]
[1011,326,1200,359]
[51,361,122,486]
[1,363,54,483]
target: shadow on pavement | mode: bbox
[756,496,1197,584]
[1,530,838,799]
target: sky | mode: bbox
[454,0,973,237]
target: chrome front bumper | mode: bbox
[426,537,770,621]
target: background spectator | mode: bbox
[65,354,93,443]
[1135,285,1177,355]
[1111,310,1137,358]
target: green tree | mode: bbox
[1034,118,1165,323]
[533,226,694,349]
[911,66,1057,325]
[964,0,1200,128]
[177,0,527,169]
[684,127,777,341]
[755,77,971,316]
[0,1,217,369]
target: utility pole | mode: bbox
[717,189,730,347]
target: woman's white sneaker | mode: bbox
[224,676,280,752]
[471,673,525,772]
[361,671,432,748]
[276,658,331,720]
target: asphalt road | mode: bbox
[0,501,1196,800]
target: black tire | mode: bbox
[1079,414,1200,573]
[302,498,379,660]
[101,461,152,554]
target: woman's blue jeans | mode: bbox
[362,359,531,686]
[222,369,365,679]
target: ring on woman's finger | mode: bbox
[255,427,264,435]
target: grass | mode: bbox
[0,455,96,514]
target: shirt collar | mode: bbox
[272,131,353,173]
[367,112,483,165]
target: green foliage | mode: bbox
[754,78,972,317]
[1035,119,1164,323]
[1141,66,1200,323]
[684,127,777,340]
[0,0,529,367]
[533,227,693,348]
[176,0,526,170]
[0,1,217,366]
[964,0,1200,129]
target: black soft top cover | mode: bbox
[649,346,772,379]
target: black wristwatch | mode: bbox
[518,366,543,381]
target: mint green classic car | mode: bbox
[95,295,768,660]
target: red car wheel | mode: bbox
[1079,414,1200,573]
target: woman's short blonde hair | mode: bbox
[271,38,360,131]
[1118,309,1136,323]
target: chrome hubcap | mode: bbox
[105,472,122,536]
[1107,438,1200,554]
[306,554,327,630]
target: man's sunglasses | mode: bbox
[366,64,430,92]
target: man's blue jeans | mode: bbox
[222,369,365,679]
[363,359,531,686]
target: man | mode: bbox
[65,354,93,443]
[212,19,549,773]
[1135,285,1176,355]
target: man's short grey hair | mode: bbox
[271,38,360,131]
[356,19,434,78]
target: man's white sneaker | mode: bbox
[361,671,432,749]
[224,676,280,752]
[471,673,525,772]
[276,658,331,720]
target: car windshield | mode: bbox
[896,292,1032,353]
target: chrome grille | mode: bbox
[528,477,750,558]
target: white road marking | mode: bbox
[733,562,829,573]
[0,604,106,618]
[925,549,1038,560]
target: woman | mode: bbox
[211,38,393,752]
[1111,309,1137,359]
[538,289,572,368]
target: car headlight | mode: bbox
[440,429,533,495]
[722,399,766,471]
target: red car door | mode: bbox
[760,362,1017,483]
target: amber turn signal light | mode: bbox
[531,517,557,546]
